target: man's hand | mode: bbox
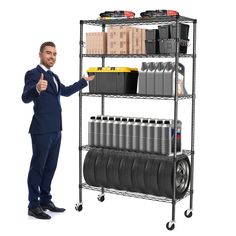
[84,75,95,81]
[36,73,48,92]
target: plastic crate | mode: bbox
[170,23,189,40]
[159,39,188,54]
[87,67,139,94]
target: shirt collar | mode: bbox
[39,64,49,72]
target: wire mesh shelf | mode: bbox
[82,53,193,58]
[81,16,196,26]
[80,145,192,161]
[82,183,190,203]
[81,92,192,100]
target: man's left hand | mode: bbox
[84,75,95,81]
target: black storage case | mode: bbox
[145,29,160,54]
[87,67,139,94]
[159,39,188,54]
[158,25,170,39]
[170,23,189,39]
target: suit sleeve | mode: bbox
[21,71,40,103]
[60,78,87,97]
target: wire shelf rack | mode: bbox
[80,145,192,161]
[82,53,193,58]
[81,92,192,100]
[82,183,190,203]
[81,16,196,26]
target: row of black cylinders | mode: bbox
[83,149,190,199]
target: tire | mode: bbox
[119,152,135,191]
[158,155,190,199]
[94,149,109,187]
[158,159,173,198]
[144,155,154,194]
[176,156,190,198]
[145,155,161,196]
[132,153,147,193]
[83,149,99,186]
[106,150,122,189]
[112,151,123,189]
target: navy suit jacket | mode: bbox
[22,65,87,134]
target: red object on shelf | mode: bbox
[140,10,179,18]
[99,11,135,19]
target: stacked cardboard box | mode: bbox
[129,27,146,54]
[86,32,107,54]
[107,26,130,54]
[86,27,146,55]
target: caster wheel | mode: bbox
[97,195,105,202]
[184,209,193,218]
[75,203,83,212]
[166,221,175,231]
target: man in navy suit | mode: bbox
[22,41,95,219]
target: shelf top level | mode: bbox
[81,15,196,26]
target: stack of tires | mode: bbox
[83,149,190,199]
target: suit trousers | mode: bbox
[28,131,61,209]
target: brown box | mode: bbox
[86,33,91,54]
[133,27,142,54]
[129,27,134,54]
[107,27,117,54]
[96,32,107,54]
[86,32,107,54]
[141,28,146,54]
[107,26,130,54]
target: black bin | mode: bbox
[145,29,159,54]
[158,25,170,39]
[87,67,139,94]
[159,39,188,54]
[170,23,189,39]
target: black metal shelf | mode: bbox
[82,53,193,58]
[82,183,190,203]
[80,145,192,161]
[81,16,196,26]
[81,92,192,100]
[77,15,197,230]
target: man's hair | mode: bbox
[40,41,56,52]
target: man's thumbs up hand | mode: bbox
[40,73,44,80]
[36,73,48,92]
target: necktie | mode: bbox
[47,70,58,92]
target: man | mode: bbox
[22,41,95,220]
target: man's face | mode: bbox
[39,46,57,69]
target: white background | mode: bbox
[0,0,235,235]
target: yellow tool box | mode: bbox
[87,67,139,94]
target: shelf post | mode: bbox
[101,24,105,116]
[101,23,106,196]
[78,20,84,205]
[171,15,180,223]
[190,19,197,211]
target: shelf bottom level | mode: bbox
[82,183,190,203]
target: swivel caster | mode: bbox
[97,194,105,202]
[75,203,83,212]
[184,209,193,218]
[166,221,175,231]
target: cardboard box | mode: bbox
[133,27,142,54]
[141,29,146,54]
[129,27,134,54]
[107,26,130,54]
[86,32,107,54]
[86,33,91,54]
